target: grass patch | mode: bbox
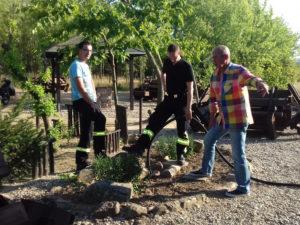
[93,75,140,91]
[92,153,142,183]
[154,135,195,160]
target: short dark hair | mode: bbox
[78,40,92,50]
[167,44,180,53]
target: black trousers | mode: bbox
[135,94,189,155]
[73,99,106,168]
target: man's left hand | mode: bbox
[185,107,193,121]
[256,81,269,97]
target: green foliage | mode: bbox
[58,172,78,183]
[154,136,195,160]
[49,119,72,148]
[0,99,47,179]
[92,154,142,183]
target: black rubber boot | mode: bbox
[176,147,187,166]
[75,152,90,174]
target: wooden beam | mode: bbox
[129,56,134,110]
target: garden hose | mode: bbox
[145,118,300,189]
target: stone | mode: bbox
[195,194,209,203]
[50,186,64,195]
[149,205,168,216]
[121,203,148,219]
[82,181,133,204]
[151,162,164,171]
[93,201,120,218]
[78,168,95,184]
[150,170,161,178]
[165,201,182,212]
[180,197,199,210]
[193,140,204,153]
[139,168,149,180]
[55,198,73,210]
[162,160,188,169]
[161,165,182,178]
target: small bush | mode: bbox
[154,136,195,160]
[0,103,47,179]
[92,153,142,183]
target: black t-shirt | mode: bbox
[162,58,194,94]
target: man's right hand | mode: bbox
[90,102,101,113]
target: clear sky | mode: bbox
[266,0,300,34]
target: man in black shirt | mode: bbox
[125,44,194,165]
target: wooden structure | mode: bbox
[105,129,121,155]
[126,48,146,110]
[116,105,129,144]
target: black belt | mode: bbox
[165,92,186,99]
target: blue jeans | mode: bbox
[200,125,250,193]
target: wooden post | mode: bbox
[129,55,134,110]
[139,98,143,134]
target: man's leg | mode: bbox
[92,110,107,157]
[127,98,173,155]
[75,101,92,172]
[175,106,189,165]
[191,125,227,177]
[226,126,250,196]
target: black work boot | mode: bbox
[75,152,90,174]
[176,148,188,166]
[177,153,187,166]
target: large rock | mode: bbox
[139,168,149,180]
[180,197,200,210]
[151,162,164,171]
[78,168,95,184]
[193,140,204,153]
[82,181,133,204]
[161,165,182,178]
[121,203,148,219]
[93,201,120,218]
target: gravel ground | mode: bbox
[1,92,300,225]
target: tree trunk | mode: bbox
[145,50,164,104]
[108,50,119,119]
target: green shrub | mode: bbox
[92,154,142,183]
[0,103,47,179]
[154,136,195,160]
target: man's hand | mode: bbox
[256,81,269,97]
[90,102,101,113]
[185,107,193,121]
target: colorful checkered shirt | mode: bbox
[210,63,262,129]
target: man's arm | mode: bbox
[161,72,166,92]
[239,67,269,96]
[208,82,219,128]
[185,81,193,121]
[76,77,94,105]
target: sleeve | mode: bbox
[185,63,194,82]
[69,63,83,79]
[239,66,262,88]
[209,75,218,114]
[162,59,167,74]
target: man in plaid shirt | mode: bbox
[189,45,269,197]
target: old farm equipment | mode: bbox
[133,77,158,101]
[190,85,300,140]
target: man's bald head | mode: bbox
[212,45,231,68]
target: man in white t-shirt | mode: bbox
[69,40,106,173]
